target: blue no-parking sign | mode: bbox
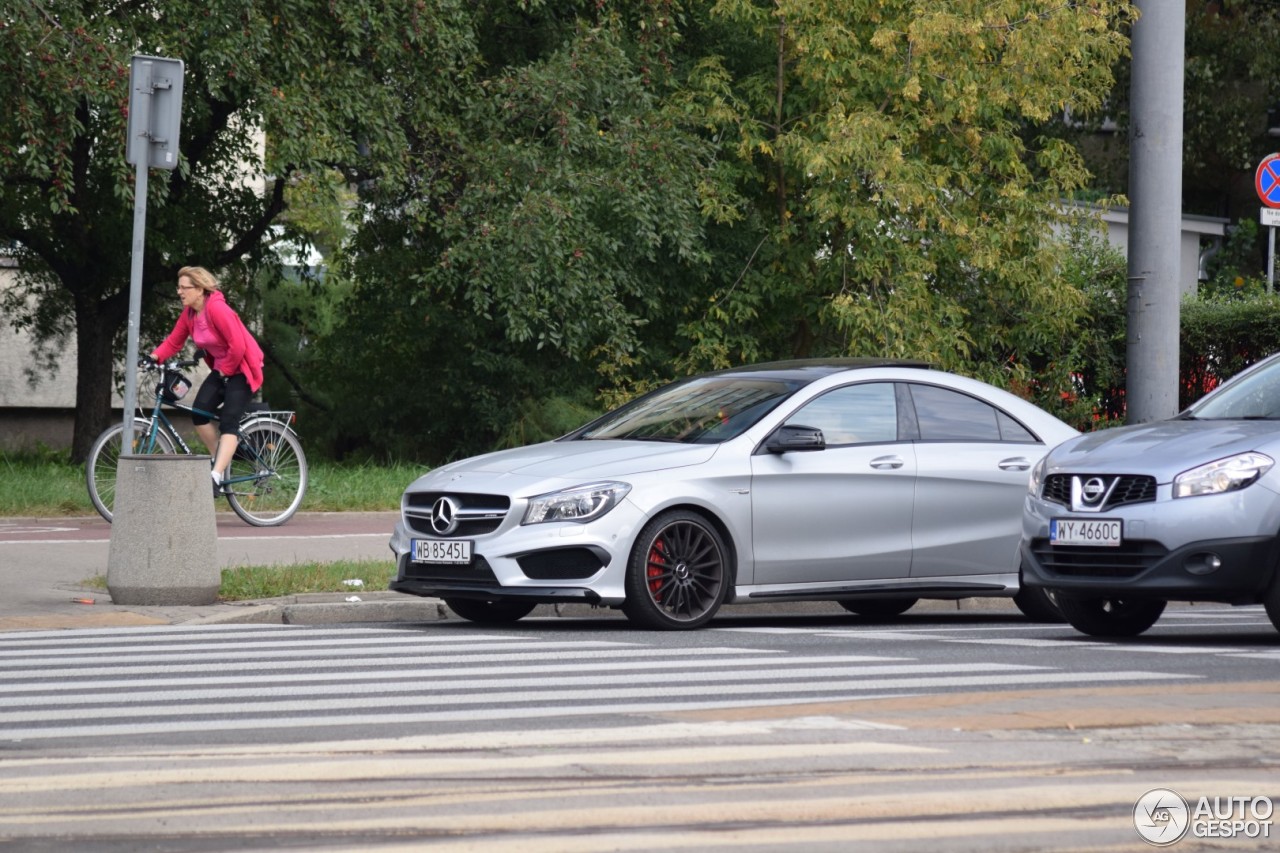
[1256,154,1280,208]
[1261,155,1280,292]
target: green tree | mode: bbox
[307,4,726,459]
[670,0,1134,391]
[0,0,475,460]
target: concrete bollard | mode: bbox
[107,454,220,605]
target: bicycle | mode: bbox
[86,354,308,527]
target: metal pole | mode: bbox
[121,61,152,452]
[1269,225,1275,293]
[1126,1,1185,424]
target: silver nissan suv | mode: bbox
[1021,352,1280,637]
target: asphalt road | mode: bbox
[2,608,1278,851]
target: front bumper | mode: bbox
[1021,490,1280,603]
[387,500,646,605]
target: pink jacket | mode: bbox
[153,290,265,392]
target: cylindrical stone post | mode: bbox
[107,454,220,605]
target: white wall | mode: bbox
[1094,207,1227,297]
[0,263,77,408]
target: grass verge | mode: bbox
[0,452,425,516]
[84,558,399,601]
[219,558,399,600]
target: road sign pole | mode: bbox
[1270,225,1275,293]
[1259,206,1280,292]
[121,61,154,453]
[120,55,184,452]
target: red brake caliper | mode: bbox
[647,538,666,601]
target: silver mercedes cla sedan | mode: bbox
[389,358,1079,629]
[1022,351,1280,637]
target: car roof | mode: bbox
[708,358,933,383]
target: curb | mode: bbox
[179,594,1019,627]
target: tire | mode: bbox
[225,420,308,527]
[839,597,919,618]
[85,419,176,523]
[622,510,730,630]
[1264,571,1280,635]
[1013,585,1066,623]
[444,598,537,624]
[1055,594,1166,637]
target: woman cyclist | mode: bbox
[146,266,264,495]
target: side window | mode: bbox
[908,384,1005,441]
[996,410,1037,443]
[785,383,898,445]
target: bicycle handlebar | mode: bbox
[138,354,203,372]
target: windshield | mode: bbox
[575,376,803,443]
[1190,358,1280,419]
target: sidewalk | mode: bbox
[0,512,447,632]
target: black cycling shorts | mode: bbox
[191,371,252,437]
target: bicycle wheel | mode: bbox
[85,419,176,523]
[225,420,307,527]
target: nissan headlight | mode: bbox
[1173,453,1274,498]
[522,482,632,524]
[1028,456,1048,497]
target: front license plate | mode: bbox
[412,538,473,564]
[1050,518,1122,547]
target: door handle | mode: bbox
[870,455,904,470]
[998,457,1031,471]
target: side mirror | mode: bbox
[765,424,825,454]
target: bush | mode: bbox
[1181,290,1280,408]
[1031,225,1128,430]
[1046,221,1280,422]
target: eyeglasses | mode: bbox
[177,284,199,292]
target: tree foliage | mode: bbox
[672,0,1133,392]
[0,0,475,460]
[1067,2,1280,225]
[304,3,726,459]
[4,0,1142,463]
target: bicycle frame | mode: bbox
[135,365,297,493]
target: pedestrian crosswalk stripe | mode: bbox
[0,653,908,694]
[0,669,1188,729]
[0,662,1046,708]
[0,624,1199,744]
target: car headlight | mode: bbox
[522,482,632,525]
[1028,456,1048,497]
[1173,453,1274,498]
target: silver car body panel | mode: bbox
[734,572,1019,603]
[1032,418,1280,484]
[749,442,916,584]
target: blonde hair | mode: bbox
[178,266,220,294]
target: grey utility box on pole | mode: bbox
[126,55,184,170]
